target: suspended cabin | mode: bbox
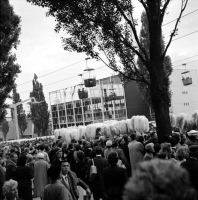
[83,68,96,87]
[181,71,192,86]
[78,88,88,99]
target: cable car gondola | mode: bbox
[78,74,88,99]
[181,63,192,86]
[83,58,96,87]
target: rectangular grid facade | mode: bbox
[49,75,127,131]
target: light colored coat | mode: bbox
[128,140,144,173]
[34,159,50,198]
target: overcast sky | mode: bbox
[7,0,198,113]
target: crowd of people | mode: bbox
[0,126,198,200]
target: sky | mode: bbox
[7,0,198,115]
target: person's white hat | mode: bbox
[187,130,198,137]
[37,153,44,159]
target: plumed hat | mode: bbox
[187,130,198,137]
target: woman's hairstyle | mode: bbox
[47,165,61,181]
[176,146,188,161]
[3,179,18,196]
[18,154,27,166]
[123,159,197,200]
[159,143,171,158]
[77,151,85,160]
[108,151,119,166]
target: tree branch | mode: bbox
[162,0,188,60]
[160,0,171,24]
[113,0,149,65]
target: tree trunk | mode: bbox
[148,0,172,143]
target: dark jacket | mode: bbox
[5,160,17,181]
[119,142,130,163]
[16,165,34,200]
[0,165,5,200]
[181,158,198,193]
[112,147,129,167]
[67,149,76,172]
[61,170,89,200]
[103,165,128,200]
[87,156,109,191]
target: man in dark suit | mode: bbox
[103,151,128,200]
[5,152,18,181]
[87,146,109,200]
[60,160,91,200]
[181,145,198,193]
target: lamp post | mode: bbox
[9,97,43,140]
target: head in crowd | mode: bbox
[3,179,18,200]
[75,144,81,151]
[108,151,118,166]
[96,127,101,134]
[145,143,155,154]
[112,140,118,148]
[188,145,198,159]
[95,146,102,155]
[93,141,99,149]
[68,143,73,150]
[176,146,188,161]
[137,135,144,144]
[78,139,82,145]
[37,153,45,159]
[61,160,70,175]
[18,154,27,166]
[56,150,63,159]
[123,159,197,200]
[167,137,177,147]
[10,152,18,164]
[106,140,112,149]
[47,165,61,181]
[77,151,85,161]
[164,134,171,143]
[154,143,161,155]
[159,143,171,159]
[39,144,44,151]
[123,134,129,143]
[58,141,63,148]
[130,133,136,141]
[172,132,181,144]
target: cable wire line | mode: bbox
[172,30,198,41]
[163,9,198,26]
[172,55,198,64]
[17,59,86,87]
[19,65,105,94]
[173,59,198,68]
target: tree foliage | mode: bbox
[12,87,28,138]
[137,11,172,108]
[0,0,21,122]
[29,74,50,136]
[1,119,9,141]
[26,0,188,142]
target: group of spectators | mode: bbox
[0,127,198,200]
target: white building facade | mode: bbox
[170,69,198,116]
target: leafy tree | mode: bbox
[26,0,188,142]
[12,87,28,138]
[29,74,50,136]
[1,119,9,141]
[136,11,172,110]
[0,0,21,122]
